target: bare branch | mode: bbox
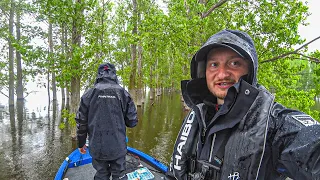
[295,53,320,63]
[24,90,38,98]
[201,0,229,19]
[295,36,320,52]
[261,35,320,63]
[260,52,293,64]
[0,91,8,98]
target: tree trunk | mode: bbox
[49,21,57,119]
[70,0,83,137]
[8,0,15,111]
[61,87,65,107]
[47,70,51,117]
[15,0,24,127]
[49,22,57,104]
[63,85,70,124]
[65,24,70,111]
[156,87,162,96]
[128,0,138,92]
[149,65,154,100]
[17,100,24,136]
[15,0,23,102]
[142,85,145,104]
[60,23,66,111]
[156,58,161,96]
[70,77,80,137]
[136,44,143,106]
[66,86,70,110]
[70,77,80,114]
[47,22,52,116]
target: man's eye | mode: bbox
[209,63,218,67]
[230,61,240,66]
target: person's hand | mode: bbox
[78,145,87,154]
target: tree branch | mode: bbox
[290,57,320,64]
[201,0,229,19]
[0,91,8,98]
[295,36,320,52]
[295,53,320,63]
[261,35,320,63]
[24,90,38,98]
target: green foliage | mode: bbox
[0,0,319,118]
[259,55,320,120]
[309,51,320,95]
[59,121,66,129]
[61,109,76,128]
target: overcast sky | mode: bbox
[1,0,320,109]
[298,0,320,52]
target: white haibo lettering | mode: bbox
[174,111,195,171]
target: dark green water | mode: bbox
[127,92,188,164]
[0,93,318,180]
[0,92,187,180]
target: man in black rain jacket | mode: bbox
[169,29,320,180]
[76,63,138,180]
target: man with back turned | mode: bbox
[76,63,138,180]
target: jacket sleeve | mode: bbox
[124,90,138,128]
[270,103,320,179]
[169,110,199,180]
[75,89,93,148]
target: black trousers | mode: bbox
[92,156,127,180]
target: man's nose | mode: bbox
[216,66,230,79]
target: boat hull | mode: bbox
[55,146,168,180]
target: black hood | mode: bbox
[191,29,258,86]
[95,63,119,84]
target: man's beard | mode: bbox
[213,92,226,101]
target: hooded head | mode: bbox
[191,29,258,86]
[95,63,119,84]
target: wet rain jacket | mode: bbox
[76,63,138,160]
[170,30,320,180]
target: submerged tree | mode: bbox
[0,0,319,128]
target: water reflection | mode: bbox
[0,92,187,179]
[0,92,318,179]
[127,92,188,165]
[0,101,74,180]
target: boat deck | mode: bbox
[64,153,167,180]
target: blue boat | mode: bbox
[55,146,169,180]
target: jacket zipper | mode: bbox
[201,127,207,145]
[209,133,217,162]
[199,104,207,145]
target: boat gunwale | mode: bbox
[54,146,168,180]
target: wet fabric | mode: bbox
[92,156,127,180]
[76,63,138,161]
[170,29,320,180]
[190,29,258,86]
